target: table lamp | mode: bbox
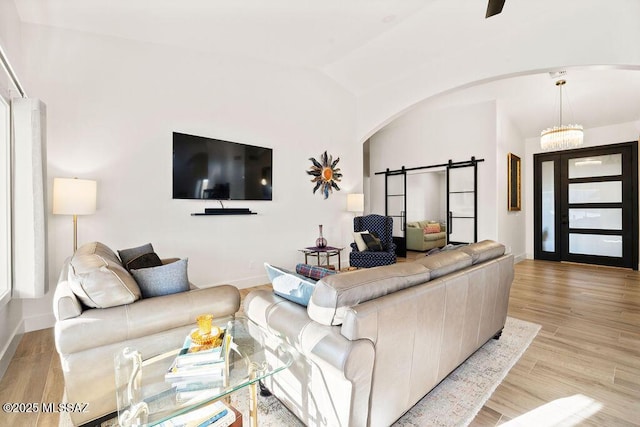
[53,177,97,252]
[347,193,364,214]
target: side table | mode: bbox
[299,246,344,270]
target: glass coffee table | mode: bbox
[114,316,293,427]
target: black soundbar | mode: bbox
[205,208,251,214]
[191,208,257,216]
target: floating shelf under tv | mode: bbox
[191,208,257,216]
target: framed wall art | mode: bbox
[507,152,521,211]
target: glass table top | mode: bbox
[114,315,293,426]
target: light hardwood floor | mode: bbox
[0,261,638,426]
[474,260,640,426]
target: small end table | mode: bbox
[299,246,344,270]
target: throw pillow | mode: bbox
[361,233,383,251]
[424,223,441,234]
[118,243,154,265]
[67,242,141,308]
[352,230,370,252]
[295,263,338,280]
[265,263,317,307]
[131,258,190,298]
[126,252,163,271]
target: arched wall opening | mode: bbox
[363,65,640,264]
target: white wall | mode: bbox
[406,171,446,222]
[18,24,360,330]
[524,121,640,266]
[369,101,500,244]
[497,104,526,260]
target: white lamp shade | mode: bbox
[53,177,97,215]
[347,193,364,212]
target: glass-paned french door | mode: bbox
[534,142,638,270]
[385,169,406,257]
[447,159,478,244]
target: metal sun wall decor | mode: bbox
[307,151,342,199]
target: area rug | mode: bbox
[229,316,540,427]
[85,316,539,427]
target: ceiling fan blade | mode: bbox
[485,0,506,18]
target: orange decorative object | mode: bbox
[190,328,223,347]
[307,151,342,199]
[196,314,214,335]
[424,224,441,234]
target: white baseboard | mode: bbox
[513,253,527,264]
[230,274,270,289]
[0,321,24,381]
[199,274,270,291]
[0,314,54,380]
[23,312,56,333]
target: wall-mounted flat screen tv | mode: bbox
[172,132,272,200]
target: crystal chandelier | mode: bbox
[540,79,583,150]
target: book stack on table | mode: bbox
[159,328,242,426]
[157,400,238,427]
[165,330,226,401]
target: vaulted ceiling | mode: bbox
[11,0,640,139]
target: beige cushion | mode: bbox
[307,263,431,326]
[67,242,141,308]
[458,240,505,264]
[424,232,446,242]
[353,231,369,251]
[409,220,444,229]
[53,259,83,320]
[413,250,472,279]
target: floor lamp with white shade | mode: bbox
[347,193,364,215]
[53,177,97,253]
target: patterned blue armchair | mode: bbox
[349,214,397,268]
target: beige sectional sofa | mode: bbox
[53,242,241,425]
[245,240,513,427]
